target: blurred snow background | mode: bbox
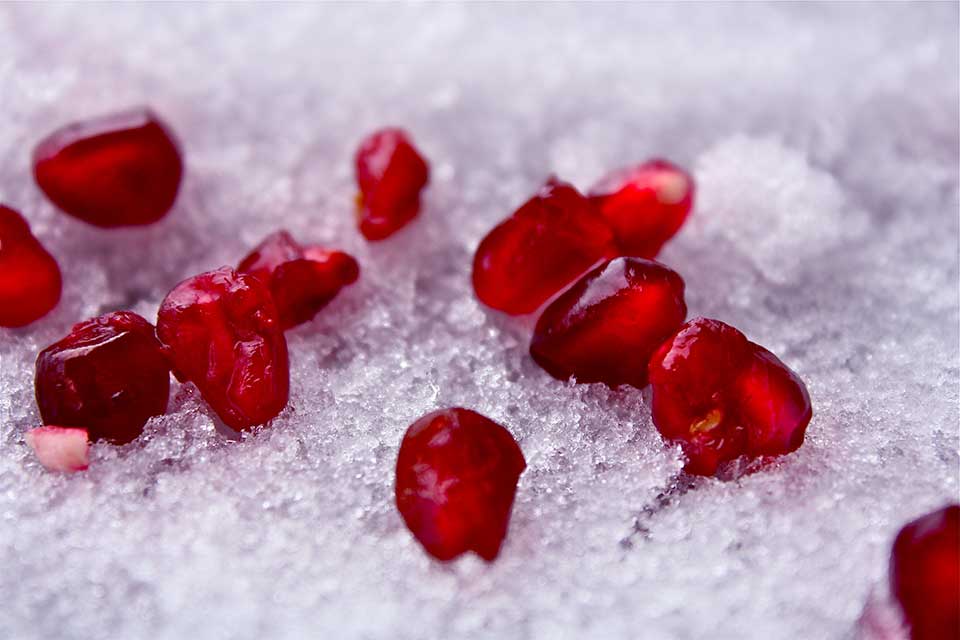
[0,3,957,639]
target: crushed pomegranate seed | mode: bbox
[531,257,687,387]
[0,205,62,327]
[395,408,526,561]
[354,128,429,241]
[35,311,170,444]
[25,426,90,472]
[33,107,183,227]
[156,267,289,431]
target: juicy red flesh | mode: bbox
[238,230,359,330]
[890,505,960,640]
[472,178,617,315]
[531,257,687,387]
[588,159,694,258]
[35,311,170,444]
[395,408,526,562]
[33,107,182,227]
[648,317,812,476]
[156,267,289,431]
[0,205,62,327]
[354,128,429,241]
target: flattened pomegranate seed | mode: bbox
[648,317,812,476]
[395,408,526,561]
[25,426,90,472]
[890,505,960,640]
[472,178,617,315]
[354,128,429,241]
[0,205,61,327]
[33,107,183,227]
[588,159,694,258]
[35,311,170,444]
[157,267,289,431]
[531,257,686,387]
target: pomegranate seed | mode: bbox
[354,128,429,241]
[472,178,617,315]
[588,159,694,258]
[890,505,960,640]
[238,230,359,330]
[395,408,526,561]
[531,257,687,387]
[648,317,812,476]
[33,107,183,227]
[25,426,90,472]
[156,267,289,431]
[35,311,170,444]
[0,205,62,327]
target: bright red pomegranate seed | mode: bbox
[35,311,170,444]
[472,178,617,315]
[530,257,687,387]
[395,408,526,562]
[238,230,359,330]
[588,159,694,258]
[648,317,812,476]
[33,107,183,227]
[156,267,289,431]
[890,505,960,640]
[25,426,90,472]
[354,128,429,241]
[0,205,62,327]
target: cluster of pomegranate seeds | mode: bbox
[354,128,429,241]
[395,408,526,561]
[157,267,289,431]
[0,205,62,327]
[35,311,170,444]
[238,230,359,330]
[33,107,183,228]
[531,257,687,388]
[889,505,960,640]
[24,426,90,473]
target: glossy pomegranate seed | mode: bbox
[238,230,359,330]
[33,107,183,227]
[354,128,429,241]
[890,505,960,640]
[35,311,170,444]
[395,408,526,562]
[25,426,90,472]
[0,205,62,327]
[648,317,812,476]
[588,159,694,258]
[472,178,617,315]
[156,267,289,431]
[531,257,686,387]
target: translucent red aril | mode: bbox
[531,257,687,387]
[157,267,289,431]
[648,317,812,476]
[354,128,429,241]
[35,311,170,444]
[238,230,359,330]
[890,505,960,640]
[0,205,62,327]
[472,178,617,315]
[588,159,694,258]
[33,107,183,227]
[25,426,90,472]
[395,408,526,562]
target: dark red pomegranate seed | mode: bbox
[395,408,526,561]
[531,257,686,387]
[890,505,960,640]
[472,178,617,315]
[156,267,289,431]
[648,317,812,476]
[354,128,429,241]
[588,159,694,258]
[33,107,183,227]
[35,311,170,444]
[0,205,62,327]
[238,230,359,330]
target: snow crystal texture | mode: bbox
[0,4,957,639]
